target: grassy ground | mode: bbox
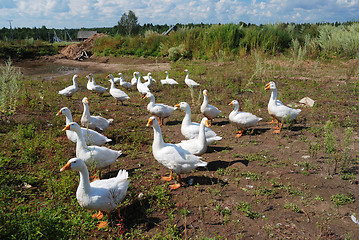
[0,54,358,239]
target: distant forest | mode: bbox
[0,20,355,42]
[1,10,359,61]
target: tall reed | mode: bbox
[0,59,22,115]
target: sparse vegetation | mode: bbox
[1,35,359,238]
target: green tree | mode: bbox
[118,10,140,36]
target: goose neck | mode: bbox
[152,124,165,149]
[77,165,91,194]
[64,112,73,125]
[74,128,88,150]
[198,120,207,144]
[182,107,192,125]
[82,103,90,119]
[270,89,277,102]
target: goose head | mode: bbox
[82,97,89,104]
[56,107,70,116]
[144,92,154,100]
[201,117,210,127]
[174,102,189,111]
[118,73,123,77]
[62,122,82,132]
[265,81,277,91]
[107,74,115,82]
[203,89,208,96]
[146,116,158,127]
[228,100,239,106]
[60,158,86,172]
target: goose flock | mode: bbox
[57,69,301,228]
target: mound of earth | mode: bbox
[59,33,107,60]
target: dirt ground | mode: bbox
[8,55,359,239]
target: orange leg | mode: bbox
[207,118,213,127]
[267,116,276,124]
[161,170,173,181]
[170,175,182,190]
[273,120,280,130]
[236,129,244,138]
[158,117,164,126]
[274,121,283,134]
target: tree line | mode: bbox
[1,10,356,42]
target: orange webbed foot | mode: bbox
[236,130,243,138]
[161,176,173,181]
[169,183,181,190]
[97,221,108,228]
[274,129,281,134]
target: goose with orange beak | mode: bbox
[107,74,130,105]
[184,69,200,88]
[56,107,111,145]
[144,92,177,126]
[60,158,129,228]
[81,97,113,132]
[200,89,221,127]
[161,71,178,85]
[228,100,262,138]
[146,116,207,190]
[265,81,301,133]
[62,122,122,177]
[175,117,210,155]
[58,74,79,97]
[175,101,222,144]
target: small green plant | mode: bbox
[314,195,324,201]
[284,202,302,213]
[331,193,355,207]
[235,201,260,219]
[323,120,338,175]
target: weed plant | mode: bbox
[0,59,22,115]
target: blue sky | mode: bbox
[0,0,358,29]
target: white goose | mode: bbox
[175,117,209,155]
[63,122,122,170]
[265,81,301,133]
[175,102,222,144]
[60,158,129,228]
[115,73,132,89]
[88,73,107,95]
[161,71,178,85]
[86,75,95,91]
[228,100,262,137]
[184,69,200,88]
[81,97,113,132]
[144,92,177,126]
[146,116,207,190]
[130,72,138,86]
[143,72,156,88]
[56,107,112,146]
[107,74,130,104]
[58,74,79,97]
[135,72,151,97]
[200,89,221,126]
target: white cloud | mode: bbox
[0,0,359,28]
